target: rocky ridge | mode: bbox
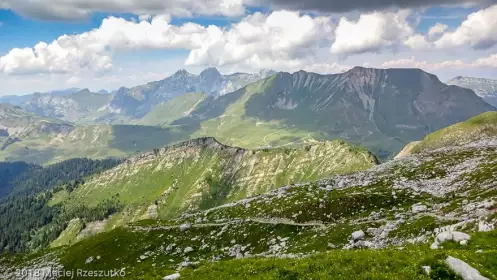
[56,137,377,235]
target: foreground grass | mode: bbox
[181,247,496,280]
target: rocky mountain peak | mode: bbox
[200,67,222,79]
[172,69,193,78]
[259,69,276,76]
[73,88,91,95]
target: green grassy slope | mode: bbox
[69,90,110,111]
[398,111,497,156]
[138,93,206,126]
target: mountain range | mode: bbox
[0,67,494,163]
[171,67,494,157]
[0,88,82,106]
[102,68,276,120]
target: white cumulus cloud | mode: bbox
[0,16,215,75]
[184,10,335,70]
[474,54,497,68]
[330,10,413,56]
[428,23,448,38]
[381,53,497,71]
[404,34,432,50]
[435,4,497,49]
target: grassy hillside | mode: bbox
[138,93,206,126]
[68,90,110,111]
[2,135,496,279]
[50,137,376,238]
[397,111,497,156]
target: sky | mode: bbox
[0,0,496,95]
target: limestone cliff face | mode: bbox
[67,137,377,222]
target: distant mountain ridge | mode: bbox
[0,68,276,124]
[104,68,276,118]
[0,88,82,106]
[23,89,111,123]
[447,76,497,108]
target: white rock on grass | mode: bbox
[183,247,194,253]
[436,232,453,243]
[411,204,427,213]
[436,231,470,243]
[432,231,471,249]
[164,273,181,280]
[452,232,471,242]
[445,256,489,280]
[180,223,191,232]
[481,200,495,209]
[351,230,365,241]
[422,266,431,276]
[478,221,495,232]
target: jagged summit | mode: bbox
[72,88,91,95]
[172,69,193,78]
[259,68,277,76]
[200,67,221,77]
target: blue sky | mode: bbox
[0,1,496,95]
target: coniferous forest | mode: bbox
[0,158,121,253]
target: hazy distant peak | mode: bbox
[74,88,91,94]
[259,69,277,76]
[200,67,222,79]
[172,69,193,78]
